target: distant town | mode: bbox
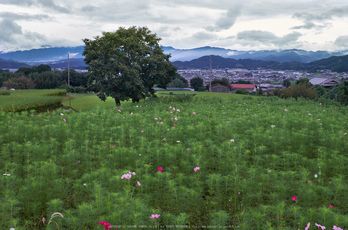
[178,68,348,86]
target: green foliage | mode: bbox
[2,76,35,89]
[168,74,188,88]
[295,78,311,85]
[0,89,66,113]
[282,79,291,88]
[168,78,186,88]
[0,91,10,95]
[312,85,327,97]
[1,95,348,229]
[281,83,318,100]
[190,77,204,91]
[233,80,253,84]
[83,26,177,106]
[235,88,249,94]
[324,81,348,105]
[210,78,232,90]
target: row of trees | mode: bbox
[0,68,89,90]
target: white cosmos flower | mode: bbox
[314,174,318,178]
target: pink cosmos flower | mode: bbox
[174,124,176,127]
[194,167,200,172]
[193,112,196,115]
[150,214,160,219]
[315,223,326,230]
[230,139,234,142]
[137,181,141,186]
[141,130,144,133]
[344,133,347,135]
[177,109,180,112]
[121,173,132,179]
[129,171,136,175]
[171,118,173,120]
[292,196,297,201]
[308,113,311,116]
[333,226,343,230]
[77,161,80,163]
[284,109,287,111]
[63,119,66,122]
[155,118,158,120]
[113,145,116,147]
[118,110,121,112]
[170,111,173,113]
[173,107,175,110]
[187,148,190,152]
[163,138,166,141]
[329,204,334,208]
[42,217,45,223]
[169,106,172,109]
[318,119,320,120]
[305,222,310,230]
[99,221,106,225]
[131,112,133,115]
[158,167,163,172]
[160,122,163,124]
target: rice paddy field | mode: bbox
[1,93,348,230]
[0,89,66,113]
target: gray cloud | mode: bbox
[0,19,22,42]
[334,35,348,48]
[80,5,99,13]
[292,5,348,30]
[1,0,70,13]
[0,19,49,52]
[237,30,302,46]
[192,31,217,41]
[0,12,52,21]
[205,7,241,32]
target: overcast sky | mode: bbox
[1,0,348,52]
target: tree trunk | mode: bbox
[115,98,121,106]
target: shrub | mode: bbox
[2,76,35,89]
[281,83,317,100]
[235,88,249,94]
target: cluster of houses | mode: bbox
[210,77,341,93]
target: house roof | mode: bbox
[231,84,256,89]
[309,77,340,86]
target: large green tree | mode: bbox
[190,77,204,91]
[83,26,177,106]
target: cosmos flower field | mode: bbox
[1,95,348,230]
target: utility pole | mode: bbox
[68,53,70,86]
[209,55,212,92]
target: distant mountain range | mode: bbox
[0,45,348,72]
[173,54,348,72]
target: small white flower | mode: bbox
[268,170,271,173]
[83,183,87,186]
[177,141,180,142]
[271,125,275,128]
[139,154,141,156]
[7,174,10,176]
[60,113,64,116]
[314,174,318,178]
[10,228,15,230]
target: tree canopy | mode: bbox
[190,77,204,91]
[83,26,177,106]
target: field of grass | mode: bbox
[0,89,66,113]
[1,94,348,230]
[63,91,247,112]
